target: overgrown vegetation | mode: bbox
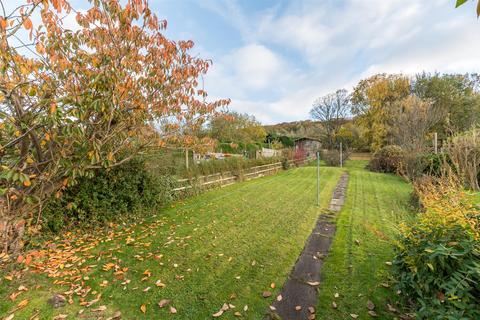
[393,176,480,319]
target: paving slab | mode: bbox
[266,172,349,320]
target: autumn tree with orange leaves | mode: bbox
[0,0,229,253]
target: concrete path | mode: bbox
[267,172,349,320]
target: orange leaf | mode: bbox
[23,18,32,30]
[17,299,29,309]
[0,17,6,30]
[140,304,146,314]
[17,255,24,263]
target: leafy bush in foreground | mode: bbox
[43,159,177,232]
[393,176,480,319]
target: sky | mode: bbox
[6,0,480,124]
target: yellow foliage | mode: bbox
[412,175,480,240]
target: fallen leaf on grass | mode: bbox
[234,311,242,317]
[332,301,338,309]
[350,314,359,319]
[17,299,29,309]
[270,283,275,289]
[367,300,375,310]
[4,314,14,320]
[262,291,272,298]
[158,299,171,308]
[170,306,177,314]
[368,310,378,317]
[334,293,339,298]
[53,315,68,320]
[92,305,107,312]
[140,304,147,314]
[106,311,122,320]
[212,310,224,317]
[17,285,28,292]
[243,305,248,312]
[387,303,398,313]
[155,280,166,288]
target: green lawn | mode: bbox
[317,161,414,319]
[0,166,343,319]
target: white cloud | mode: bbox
[197,0,480,124]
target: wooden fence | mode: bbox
[173,156,314,192]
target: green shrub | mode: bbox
[393,177,480,319]
[368,145,404,173]
[394,221,480,319]
[43,159,177,232]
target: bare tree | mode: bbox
[390,95,442,152]
[310,89,350,149]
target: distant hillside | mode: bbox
[263,120,324,138]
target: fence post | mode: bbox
[316,151,320,207]
[340,142,343,168]
[434,132,438,154]
[185,148,189,170]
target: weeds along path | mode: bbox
[0,166,343,319]
[316,161,413,319]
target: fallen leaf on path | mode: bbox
[276,295,282,301]
[295,306,302,311]
[308,307,315,314]
[307,281,320,286]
